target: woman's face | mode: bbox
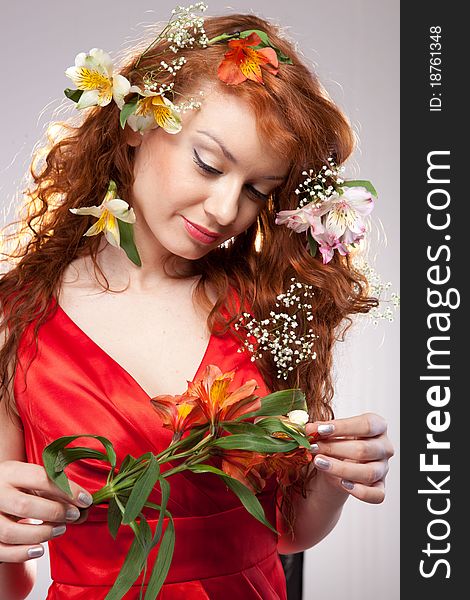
[129,85,288,262]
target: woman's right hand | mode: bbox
[0,460,93,563]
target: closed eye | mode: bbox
[192,149,270,202]
[193,149,222,175]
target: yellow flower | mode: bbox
[65,48,132,110]
[126,91,182,134]
[69,180,135,248]
[185,364,260,426]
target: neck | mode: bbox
[92,236,198,293]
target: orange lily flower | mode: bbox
[150,394,206,435]
[220,449,267,493]
[186,364,261,425]
[217,32,279,85]
[259,447,314,487]
[220,444,315,493]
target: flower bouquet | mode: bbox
[42,365,318,600]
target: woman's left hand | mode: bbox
[305,412,395,504]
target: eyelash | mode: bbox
[192,150,270,202]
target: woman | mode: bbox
[0,5,394,599]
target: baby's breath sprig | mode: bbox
[235,278,319,380]
[352,257,400,325]
[296,157,346,208]
[133,2,209,72]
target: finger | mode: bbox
[71,508,89,526]
[0,513,67,546]
[307,412,388,439]
[313,455,389,485]
[0,488,82,523]
[0,462,93,508]
[0,541,46,563]
[340,479,386,504]
[311,435,395,462]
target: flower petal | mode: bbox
[112,73,132,109]
[69,205,103,218]
[104,199,136,222]
[74,89,101,109]
[102,212,120,247]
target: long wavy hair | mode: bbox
[0,13,377,539]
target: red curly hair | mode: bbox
[0,13,378,539]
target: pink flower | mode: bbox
[275,205,325,235]
[312,232,349,264]
[319,186,374,241]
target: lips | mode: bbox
[182,217,222,244]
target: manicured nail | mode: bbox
[27,546,44,559]
[52,525,67,538]
[66,507,81,521]
[314,457,331,470]
[77,492,93,507]
[341,479,355,491]
[310,443,320,453]
[317,424,335,435]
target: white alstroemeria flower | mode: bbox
[287,410,309,426]
[126,91,182,134]
[318,186,374,241]
[65,48,132,109]
[69,181,135,247]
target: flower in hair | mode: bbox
[125,90,182,134]
[217,31,279,85]
[65,48,135,110]
[69,180,141,266]
[275,158,377,264]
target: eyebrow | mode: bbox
[196,129,286,181]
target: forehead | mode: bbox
[181,85,286,173]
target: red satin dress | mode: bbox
[14,294,287,599]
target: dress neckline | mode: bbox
[52,297,214,401]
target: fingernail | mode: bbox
[314,457,331,470]
[317,424,335,435]
[52,525,67,538]
[66,507,81,521]
[77,492,93,507]
[310,443,320,453]
[28,546,44,559]
[341,479,355,490]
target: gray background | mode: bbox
[0,1,399,598]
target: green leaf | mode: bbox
[120,98,139,129]
[342,179,378,197]
[212,433,298,453]
[117,220,142,267]
[254,417,311,449]
[220,421,266,435]
[188,464,278,535]
[122,455,160,525]
[151,477,170,549]
[42,434,116,496]
[107,496,124,540]
[118,454,139,474]
[64,88,84,103]
[307,230,318,258]
[144,514,175,600]
[54,447,108,471]
[236,389,307,421]
[104,517,152,600]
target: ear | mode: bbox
[124,125,143,148]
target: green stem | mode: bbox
[161,450,211,479]
[207,33,239,45]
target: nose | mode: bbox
[203,179,242,227]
